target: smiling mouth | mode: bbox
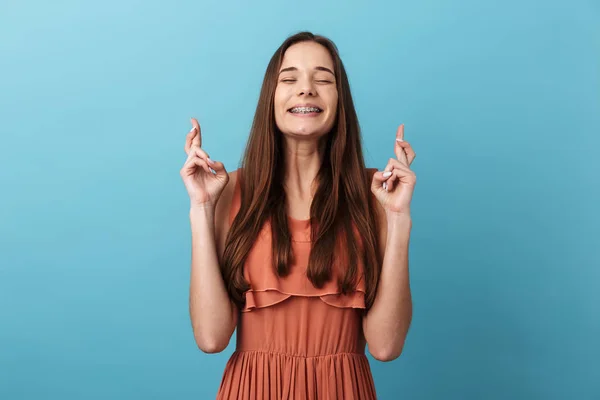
[288,106,323,114]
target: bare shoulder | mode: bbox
[214,169,240,259]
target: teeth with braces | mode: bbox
[290,107,322,113]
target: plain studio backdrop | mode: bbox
[1,0,598,399]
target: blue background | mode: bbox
[1,0,598,399]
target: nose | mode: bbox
[297,78,315,96]
[298,88,315,96]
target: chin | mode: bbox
[283,126,329,139]
[281,119,335,138]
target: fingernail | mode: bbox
[189,126,196,132]
[207,157,215,164]
[209,168,216,175]
[383,182,388,191]
[396,138,404,142]
[383,171,392,178]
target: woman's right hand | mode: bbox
[180,118,229,209]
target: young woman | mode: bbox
[180,31,416,399]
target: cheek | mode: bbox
[273,89,282,109]
[327,93,339,120]
[273,88,288,128]
[274,88,288,114]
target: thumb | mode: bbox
[207,158,228,179]
[371,170,393,191]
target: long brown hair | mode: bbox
[222,31,381,310]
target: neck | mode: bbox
[282,136,324,201]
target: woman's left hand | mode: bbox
[371,124,417,216]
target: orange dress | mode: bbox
[216,174,377,400]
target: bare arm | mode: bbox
[188,170,239,353]
[181,118,239,353]
[362,206,413,362]
[363,124,416,362]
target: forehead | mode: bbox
[280,41,334,70]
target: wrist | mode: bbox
[386,211,412,231]
[190,203,216,219]
[385,210,412,222]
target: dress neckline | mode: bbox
[287,215,311,242]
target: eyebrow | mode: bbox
[278,66,335,76]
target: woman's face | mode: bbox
[274,41,338,139]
